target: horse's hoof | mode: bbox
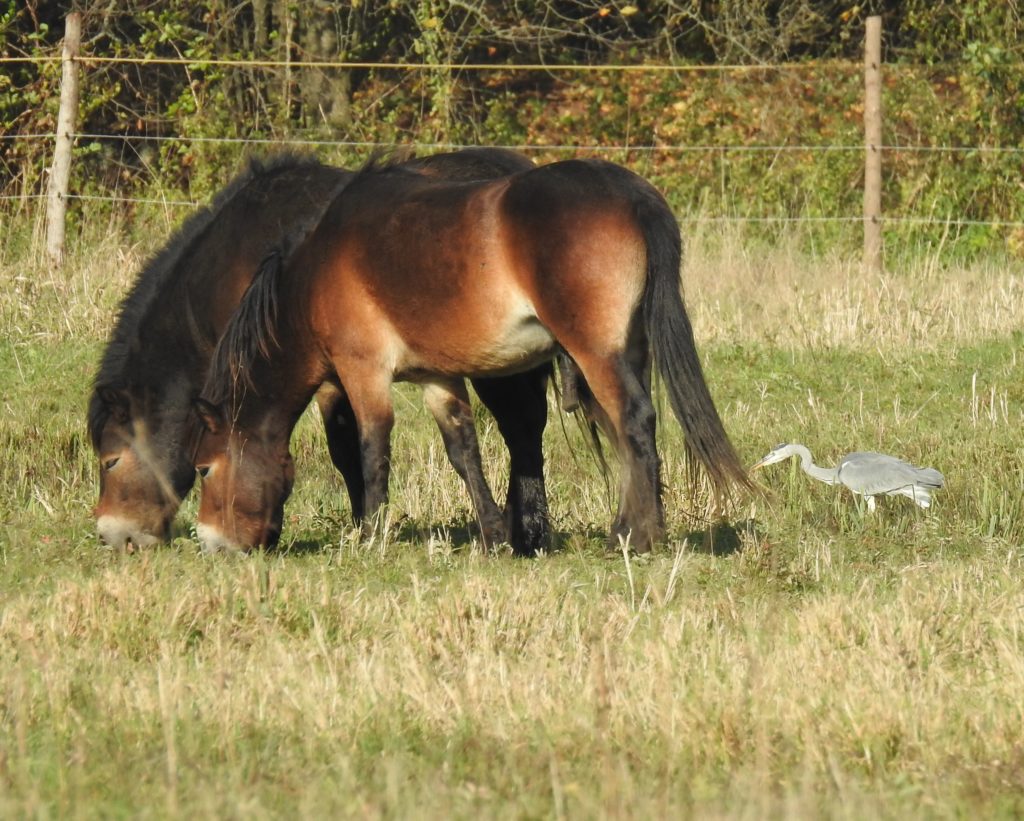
[606,529,656,555]
[479,519,509,553]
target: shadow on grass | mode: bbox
[683,518,760,557]
[549,521,762,560]
[393,519,488,552]
[275,516,491,557]
[276,538,333,556]
[179,517,764,560]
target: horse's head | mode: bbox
[191,398,294,552]
[89,385,195,548]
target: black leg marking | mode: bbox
[317,385,366,521]
[359,419,393,527]
[471,365,551,556]
[616,373,663,552]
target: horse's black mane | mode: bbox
[201,243,289,407]
[350,148,419,183]
[88,153,326,446]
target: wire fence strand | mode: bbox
[0,54,861,72]
[4,190,1021,227]
[4,52,1023,232]
[6,131,1024,155]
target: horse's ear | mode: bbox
[99,386,130,423]
[193,398,224,435]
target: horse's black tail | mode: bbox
[636,188,754,506]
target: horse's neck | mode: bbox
[238,330,328,433]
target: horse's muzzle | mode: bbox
[96,514,165,550]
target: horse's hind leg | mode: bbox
[568,351,663,552]
[315,382,365,522]
[471,365,550,556]
[423,378,508,551]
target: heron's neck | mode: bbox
[794,445,839,484]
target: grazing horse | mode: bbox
[89,148,551,552]
[191,158,752,554]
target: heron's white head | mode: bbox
[751,443,801,470]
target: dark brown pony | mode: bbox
[192,158,752,554]
[89,148,551,552]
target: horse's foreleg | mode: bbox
[470,365,550,556]
[315,382,365,522]
[335,367,395,536]
[423,379,508,551]
[357,413,393,538]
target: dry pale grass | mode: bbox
[2,546,1023,817]
[683,224,1024,350]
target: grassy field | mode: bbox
[1,208,1023,818]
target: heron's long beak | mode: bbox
[750,458,769,471]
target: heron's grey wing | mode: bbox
[838,452,943,495]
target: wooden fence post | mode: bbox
[45,11,82,267]
[863,15,883,275]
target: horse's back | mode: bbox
[311,158,661,379]
[498,159,662,265]
[403,147,534,180]
[504,158,662,211]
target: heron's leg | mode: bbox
[865,495,876,513]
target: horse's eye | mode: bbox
[102,457,120,471]
[197,465,211,479]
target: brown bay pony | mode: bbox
[89,148,552,552]
[191,158,753,554]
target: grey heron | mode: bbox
[752,443,944,511]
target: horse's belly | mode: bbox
[476,314,557,375]
[396,302,556,379]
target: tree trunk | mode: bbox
[299,9,353,129]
